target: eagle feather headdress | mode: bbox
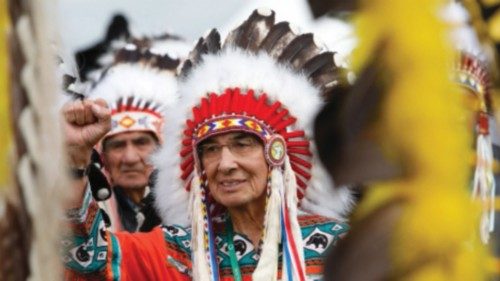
[153,8,353,281]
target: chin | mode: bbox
[115,179,148,190]
[216,196,250,209]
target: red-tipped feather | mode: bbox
[262,101,282,123]
[181,162,194,180]
[268,108,289,127]
[180,156,194,170]
[186,120,196,130]
[289,154,312,169]
[291,163,311,180]
[243,89,255,116]
[288,148,312,156]
[201,98,210,120]
[180,146,193,157]
[253,93,268,119]
[295,176,307,190]
[242,90,253,115]
[274,117,297,132]
[209,93,218,117]
[297,189,304,200]
[185,181,192,192]
[221,89,232,114]
[281,130,304,139]
[287,140,310,147]
[192,106,202,124]
[233,88,243,114]
[182,138,191,146]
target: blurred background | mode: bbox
[57,0,356,66]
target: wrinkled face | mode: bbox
[199,132,269,209]
[102,131,158,190]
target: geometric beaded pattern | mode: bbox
[194,115,272,144]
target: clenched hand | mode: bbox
[62,99,111,167]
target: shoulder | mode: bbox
[298,212,349,258]
[161,224,192,254]
[160,224,193,276]
[298,213,349,235]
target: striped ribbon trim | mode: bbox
[108,234,122,281]
[280,198,305,281]
[199,181,219,281]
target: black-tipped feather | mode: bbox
[303,52,336,78]
[205,29,222,54]
[260,22,293,53]
[225,9,276,52]
[180,60,193,78]
[189,38,208,65]
[260,22,298,59]
[278,33,322,69]
[247,10,275,52]
[183,8,346,97]
[115,48,141,63]
[154,55,180,70]
[311,67,343,93]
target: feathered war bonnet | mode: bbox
[153,8,353,281]
[88,41,181,148]
[453,51,496,243]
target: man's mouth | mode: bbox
[121,169,142,174]
[218,179,245,191]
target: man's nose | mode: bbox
[217,146,238,172]
[122,144,141,163]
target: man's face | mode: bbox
[199,132,269,209]
[102,131,158,190]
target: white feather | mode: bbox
[87,63,179,110]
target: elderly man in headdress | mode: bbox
[62,9,352,280]
[77,38,187,232]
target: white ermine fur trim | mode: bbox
[252,168,282,281]
[88,63,179,110]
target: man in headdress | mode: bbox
[62,9,352,280]
[82,40,185,232]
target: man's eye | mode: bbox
[108,142,125,150]
[135,138,150,146]
[236,137,256,147]
[234,141,251,148]
[204,145,220,153]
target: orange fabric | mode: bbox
[114,227,190,281]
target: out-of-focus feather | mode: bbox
[278,33,315,65]
[324,198,404,281]
[204,29,222,54]
[0,201,31,281]
[307,0,358,18]
[181,8,347,99]
[224,9,275,52]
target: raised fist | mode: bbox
[62,99,111,167]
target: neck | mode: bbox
[227,195,266,247]
[122,187,146,205]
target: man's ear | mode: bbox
[314,42,402,186]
